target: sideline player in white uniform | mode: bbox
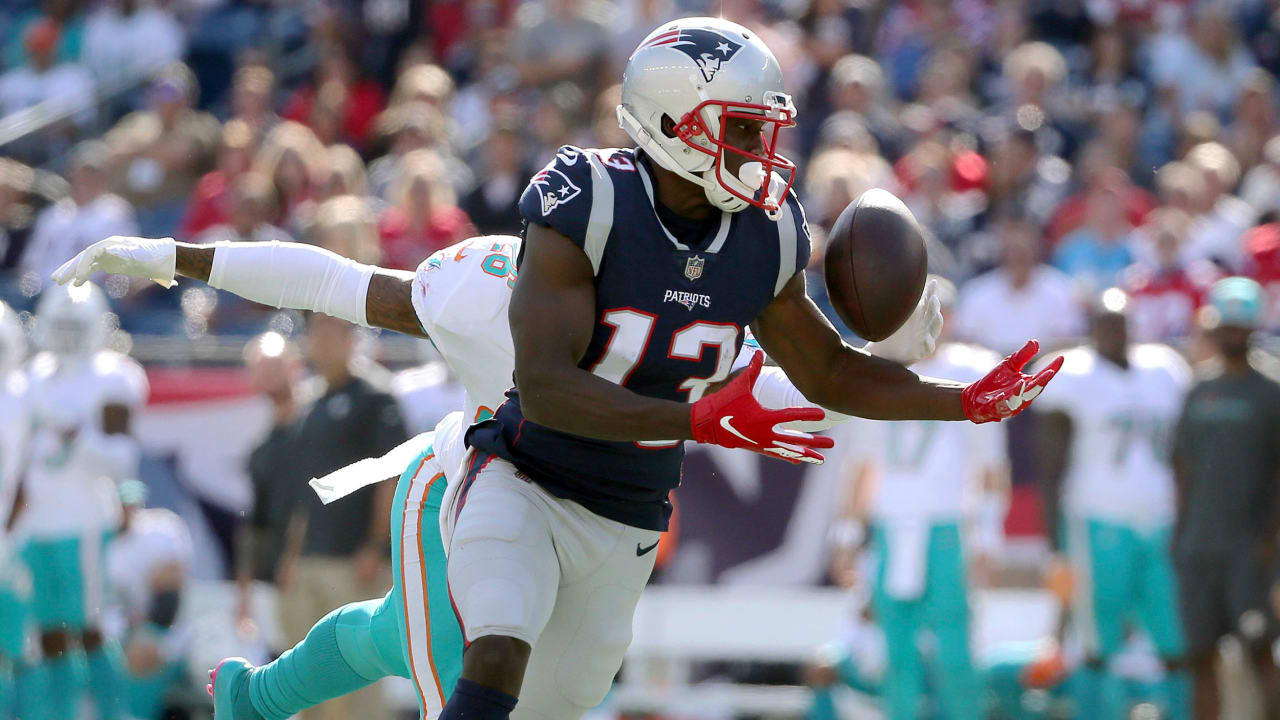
[16,282,147,720]
[820,282,1009,720]
[105,480,193,720]
[0,301,32,717]
[1034,288,1191,720]
[55,231,946,720]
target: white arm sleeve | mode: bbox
[207,241,375,327]
[752,366,851,432]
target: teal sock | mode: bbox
[1099,670,1127,720]
[15,661,52,720]
[0,659,12,718]
[1068,663,1104,720]
[1159,669,1191,720]
[44,654,82,720]
[249,601,392,720]
[808,686,839,720]
[86,644,126,720]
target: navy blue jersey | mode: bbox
[467,146,810,530]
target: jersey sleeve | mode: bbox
[411,237,514,339]
[519,146,598,247]
[775,191,812,296]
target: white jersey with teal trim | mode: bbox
[1034,344,1189,525]
[21,350,148,538]
[0,371,29,558]
[410,236,520,424]
[857,344,1007,523]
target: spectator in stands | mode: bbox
[461,118,530,237]
[310,195,381,265]
[1225,69,1278,172]
[388,62,455,111]
[366,101,451,200]
[82,0,184,94]
[282,47,386,152]
[272,312,407,720]
[2,0,85,69]
[589,84,631,149]
[18,141,137,290]
[192,172,291,246]
[179,119,257,241]
[822,54,901,161]
[514,0,609,91]
[1046,155,1157,246]
[1240,134,1280,221]
[953,214,1084,354]
[1052,172,1137,294]
[893,140,981,257]
[1125,208,1219,343]
[1173,277,1280,719]
[252,122,325,234]
[105,480,193,720]
[378,149,475,270]
[1243,223,1280,331]
[102,63,220,237]
[0,160,40,277]
[229,65,278,139]
[1154,5,1259,118]
[237,332,304,637]
[0,19,95,141]
[1184,141,1255,269]
[984,126,1071,230]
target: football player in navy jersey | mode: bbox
[55,17,1062,720]
[445,18,1061,720]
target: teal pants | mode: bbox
[0,576,27,660]
[248,443,465,720]
[872,522,980,720]
[1065,517,1186,659]
[21,533,109,631]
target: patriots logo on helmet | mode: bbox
[643,28,743,83]
[531,167,581,216]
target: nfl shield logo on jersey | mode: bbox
[531,167,581,216]
[684,255,705,281]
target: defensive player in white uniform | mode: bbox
[16,282,147,720]
[1034,288,1191,720]
[0,301,32,718]
[54,229,947,720]
[827,282,1010,720]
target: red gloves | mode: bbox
[962,340,1063,424]
[691,353,835,464]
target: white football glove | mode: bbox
[51,235,177,288]
[863,277,943,366]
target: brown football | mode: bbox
[823,188,928,341]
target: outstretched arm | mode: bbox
[53,236,427,338]
[511,223,831,462]
[752,272,1061,423]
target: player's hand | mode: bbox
[50,235,177,288]
[691,352,835,464]
[1044,553,1074,605]
[863,277,944,365]
[962,340,1063,424]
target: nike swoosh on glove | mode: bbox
[51,235,177,288]
[691,352,835,464]
[962,339,1064,424]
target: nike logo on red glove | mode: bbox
[691,352,835,464]
[962,340,1064,424]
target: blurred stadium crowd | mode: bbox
[1,0,1280,719]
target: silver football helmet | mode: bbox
[0,301,25,377]
[617,17,797,219]
[32,281,110,359]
